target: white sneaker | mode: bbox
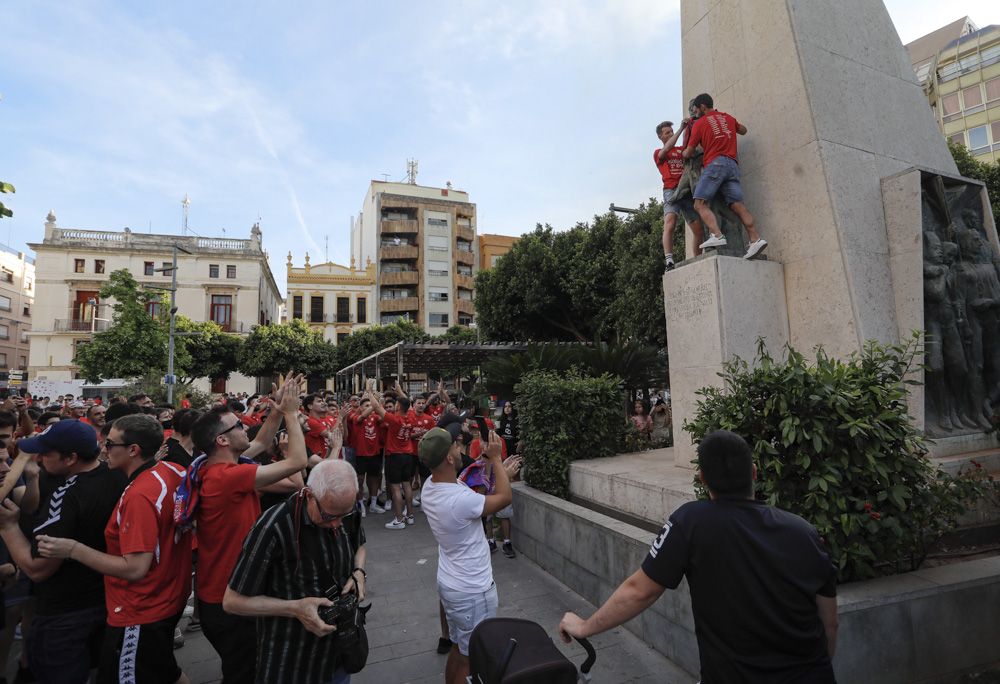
[406,515,415,525]
[360,504,367,518]
[369,501,385,514]
[413,494,421,507]
[744,238,768,260]
[699,234,728,249]
[402,506,408,517]
[385,518,406,530]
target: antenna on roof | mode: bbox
[182,194,190,235]
[325,235,329,262]
[379,174,390,182]
[406,159,418,185]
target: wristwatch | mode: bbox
[352,567,366,579]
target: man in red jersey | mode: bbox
[352,396,384,516]
[37,414,193,684]
[408,394,437,505]
[426,381,449,421]
[684,92,768,260]
[655,119,704,271]
[302,393,339,460]
[370,391,415,530]
[185,374,308,683]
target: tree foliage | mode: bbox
[948,140,1000,228]
[437,325,479,344]
[0,182,13,219]
[684,334,991,582]
[334,319,428,369]
[474,201,668,347]
[237,319,337,378]
[75,270,172,383]
[175,317,243,383]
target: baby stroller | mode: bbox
[467,617,597,684]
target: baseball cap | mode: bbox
[69,400,85,409]
[17,420,100,459]
[418,428,454,470]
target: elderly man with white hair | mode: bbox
[224,459,368,684]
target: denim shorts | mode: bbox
[438,581,499,656]
[663,187,698,222]
[693,156,744,205]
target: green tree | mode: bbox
[334,319,428,369]
[174,317,244,384]
[948,140,1000,227]
[75,270,174,382]
[0,182,13,219]
[438,325,479,343]
[236,319,337,378]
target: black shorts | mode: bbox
[385,453,415,484]
[97,612,183,684]
[353,453,384,477]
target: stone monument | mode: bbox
[664,0,996,466]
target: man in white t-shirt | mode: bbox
[418,427,522,684]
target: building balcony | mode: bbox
[381,219,418,235]
[306,313,357,324]
[380,271,419,286]
[456,299,475,315]
[52,319,110,333]
[380,297,419,314]
[456,250,475,265]
[457,225,475,242]
[379,245,419,261]
[455,274,475,290]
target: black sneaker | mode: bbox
[436,637,453,655]
[502,541,516,559]
[488,539,498,554]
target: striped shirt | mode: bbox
[228,492,366,684]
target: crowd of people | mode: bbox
[0,376,524,684]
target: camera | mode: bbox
[317,582,362,641]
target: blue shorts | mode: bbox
[663,187,698,222]
[438,581,498,656]
[693,156,744,205]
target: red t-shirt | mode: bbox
[381,412,414,455]
[180,399,191,409]
[426,403,445,420]
[104,461,193,626]
[354,413,382,457]
[655,147,686,189]
[304,415,338,457]
[469,438,508,461]
[408,411,437,446]
[687,110,740,168]
[194,462,260,603]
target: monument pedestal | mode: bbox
[663,254,789,467]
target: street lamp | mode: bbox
[148,244,192,404]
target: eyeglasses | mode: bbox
[312,496,357,523]
[104,440,134,450]
[215,421,245,440]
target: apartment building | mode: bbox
[285,253,375,344]
[27,212,282,394]
[350,181,478,333]
[478,234,519,270]
[0,243,34,384]
[907,19,1000,162]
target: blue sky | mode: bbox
[1,1,994,292]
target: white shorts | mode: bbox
[494,504,514,520]
[437,582,498,656]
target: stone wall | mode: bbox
[514,483,1000,683]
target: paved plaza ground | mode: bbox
[172,504,694,683]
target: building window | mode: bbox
[144,261,155,276]
[337,332,350,344]
[380,313,410,325]
[429,287,449,302]
[146,300,163,318]
[968,125,989,152]
[162,262,172,275]
[336,297,350,323]
[0,295,10,311]
[458,289,473,300]
[211,377,227,393]
[456,240,472,253]
[948,132,965,147]
[227,265,237,279]
[25,279,31,291]
[292,295,303,320]
[1,269,12,283]
[19,356,27,369]
[209,264,220,278]
[429,313,449,328]
[427,236,449,252]
[94,259,105,274]
[210,295,233,330]
[940,92,960,117]
[357,297,367,324]
[310,296,324,323]
[458,314,474,326]
[74,258,85,273]
[992,122,1000,148]
[962,84,983,109]
[427,218,448,227]
[0,353,5,365]
[986,77,1000,103]
[0,325,8,339]
[23,304,30,317]
[428,260,449,277]
[457,265,473,277]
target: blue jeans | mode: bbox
[693,156,744,205]
[28,604,106,684]
[438,581,499,656]
[663,187,698,222]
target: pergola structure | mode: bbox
[333,341,529,394]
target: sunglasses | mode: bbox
[104,440,135,450]
[216,421,245,440]
[311,493,357,523]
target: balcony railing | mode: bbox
[53,319,111,332]
[379,245,419,261]
[456,299,475,315]
[456,274,475,290]
[306,314,357,324]
[380,271,419,286]
[380,297,419,314]
[457,225,475,242]
[381,219,419,234]
[456,250,475,265]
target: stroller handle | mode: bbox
[575,637,596,674]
